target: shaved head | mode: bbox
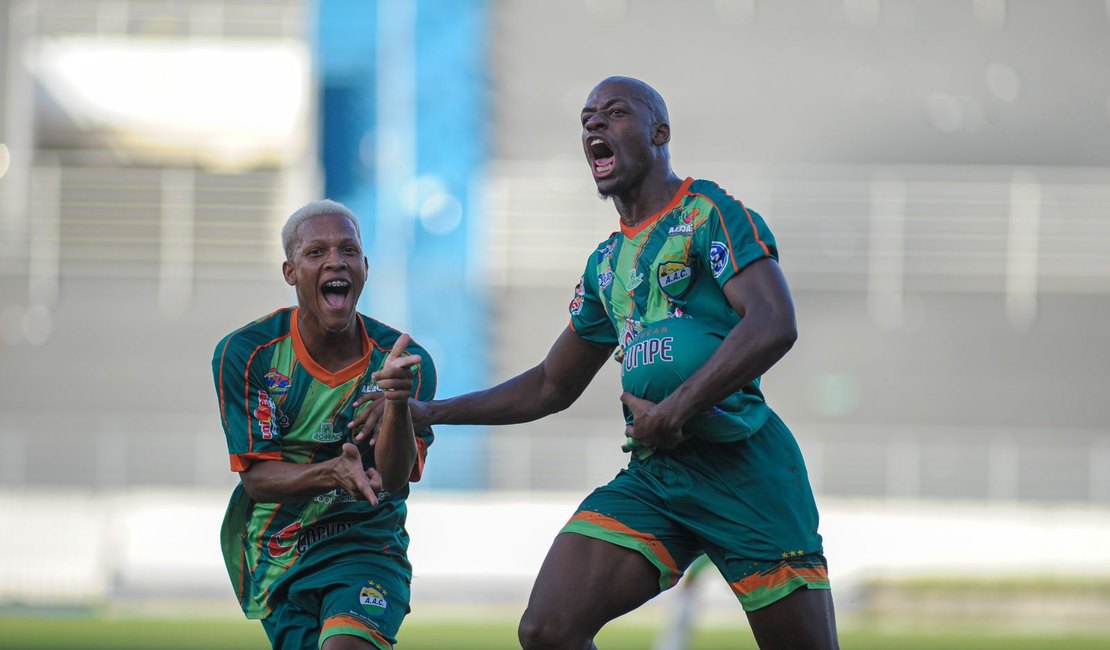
[591,76,669,127]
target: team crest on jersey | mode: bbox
[264,369,291,396]
[360,580,389,616]
[657,261,693,299]
[709,241,730,278]
[569,276,586,315]
[312,421,344,443]
[254,390,278,439]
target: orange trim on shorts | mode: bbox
[729,561,829,599]
[567,510,680,577]
[322,614,390,648]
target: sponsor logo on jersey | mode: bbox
[597,269,614,290]
[667,207,699,236]
[268,520,355,557]
[709,241,730,278]
[626,268,645,292]
[313,488,356,505]
[622,333,675,374]
[657,261,693,299]
[361,381,383,395]
[614,318,640,362]
[264,369,291,396]
[596,241,615,264]
[312,421,344,443]
[360,581,389,616]
[254,390,278,439]
[569,276,586,315]
[267,521,302,557]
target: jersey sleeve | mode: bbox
[698,187,779,289]
[407,340,437,482]
[212,332,284,472]
[568,247,618,347]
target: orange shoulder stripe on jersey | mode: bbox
[240,336,289,456]
[290,307,372,388]
[218,328,289,458]
[695,189,770,274]
[216,308,291,440]
[620,177,694,239]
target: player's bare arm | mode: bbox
[421,326,612,427]
[239,444,382,505]
[370,333,421,493]
[624,257,797,449]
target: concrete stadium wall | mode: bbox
[3,489,1110,620]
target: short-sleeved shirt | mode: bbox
[212,307,436,619]
[569,177,777,445]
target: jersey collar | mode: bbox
[290,307,371,388]
[619,177,694,239]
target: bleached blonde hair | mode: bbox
[281,199,361,260]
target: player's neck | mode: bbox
[297,316,365,373]
[615,171,684,228]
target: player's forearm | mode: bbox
[240,458,346,503]
[373,400,418,493]
[424,365,571,426]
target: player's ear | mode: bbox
[652,122,670,147]
[282,259,296,286]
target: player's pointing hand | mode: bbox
[374,333,421,402]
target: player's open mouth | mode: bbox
[589,138,615,177]
[321,279,351,310]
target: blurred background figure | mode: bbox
[1,0,1110,645]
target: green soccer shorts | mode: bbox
[561,411,830,611]
[261,554,412,650]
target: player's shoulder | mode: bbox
[360,314,434,365]
[213,307,293,362]
[688,178,745,209]
[586,231,621,265]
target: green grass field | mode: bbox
[2,616,1110,650]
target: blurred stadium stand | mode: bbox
[1,0,1108,503]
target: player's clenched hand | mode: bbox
[333,442,382,505]
[621,392,689,450]
[374,333,421,403]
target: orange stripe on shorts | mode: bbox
[567,510,680,577]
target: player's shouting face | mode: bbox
[580,77,671,199]
[282,212,368,335]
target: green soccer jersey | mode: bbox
[212,307,436,619]
[569,177,777,448]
